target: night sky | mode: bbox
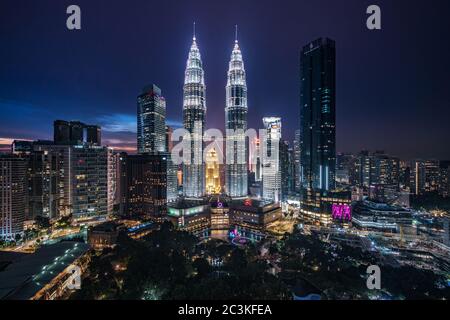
[1,0,449,159]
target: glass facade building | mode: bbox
[262,117,282,203]
[225,37,248,198]
[137,84,167,154]
[300,38,336,192]
[183,33,206,198]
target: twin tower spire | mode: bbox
[183,23,248,198]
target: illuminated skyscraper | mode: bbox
[250,137,262,182]
[123,154,168,221]
[300,38,336,192]
[225,27,248,198]
[262,117,282,203]
[183,24,206,198]
[294,129,301,192]
[137,84,166,154]
[0,155,27,240]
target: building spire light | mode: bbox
[235,24,238,43]
[193,21,196,41]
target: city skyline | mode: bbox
[1,1,449,303]
[1,0,450,160]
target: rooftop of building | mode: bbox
[356,200,410,212]
[0,241,90,300]
[168,197,209,209]
[230,198,280,213]
[353,200,412,219]
[90,221,120,233]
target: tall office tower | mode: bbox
[262,117,282,203]
[411,161,425,195]
[288,146,296,194]
[69,121,85,145]
[70,145,109,218]
[165,125,174,153]
[255,138,262,182]
[206,148,221,195]
[293,130,301,192]
[54,120,71,145]
[279,140,291,201]
[124,154,168,221]
[166,152,179,203]
[0,155,27,240]
[137,84,167,154]
[249,137,262,182]
[85,125,101,146]
[225,31,248,198]
[300,38,336,192]
[182,29,206,198]
[54,120,102,146]
[164,125,178,202]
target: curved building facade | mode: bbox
[225,37,248,198]
[183,33,206,198]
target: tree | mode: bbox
[193,258,211,277]
[35,215,50,229]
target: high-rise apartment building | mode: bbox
[70,145,110,218]
[0,155,27,240]
[32,144,72,218]
[28,149,63,220]
[279,140,294,201]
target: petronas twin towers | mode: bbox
[182,30,207,198]
[183,24,248,198]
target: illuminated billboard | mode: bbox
[332,204,352,221]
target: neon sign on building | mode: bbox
[332,204,352,221]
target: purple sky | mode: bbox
[1,0,449,159]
